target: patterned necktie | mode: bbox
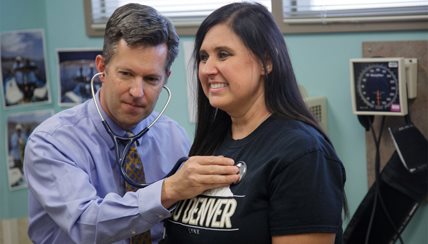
[124,139,152,244]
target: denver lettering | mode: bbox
[172,196,237,229]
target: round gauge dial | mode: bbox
[357,64,398,109]
[353,61,401,113]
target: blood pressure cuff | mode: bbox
[343,151,427,244]
[389,123,428,174]
[382,151,428,202]
[344,124,427,243]
[384,123,428,201]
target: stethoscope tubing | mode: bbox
[90,72,179,188]
[90,72,246,188]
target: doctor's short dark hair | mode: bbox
[102,3,179,71]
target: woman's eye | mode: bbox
[199,53,208,62]
[218,51,230,59]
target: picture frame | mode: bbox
[6,110,54,190]
[57,48,102,106]
[0,29,50,108]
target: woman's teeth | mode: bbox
[210,83,226,89]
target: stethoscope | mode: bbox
[90,72,247,188]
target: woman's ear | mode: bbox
[266,62,272,74]
[260,60,272,75]
[261,60,272,75]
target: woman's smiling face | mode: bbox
[197,24,266,116]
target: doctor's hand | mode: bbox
[161,156,240,208]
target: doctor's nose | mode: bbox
[129,79,144,98]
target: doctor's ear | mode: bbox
[95,55,106,73]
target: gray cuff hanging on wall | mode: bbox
[344,124,427,244]
[388,123,428,174]
[344,149,427,244]
[384,123,428,201]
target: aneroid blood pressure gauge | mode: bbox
[350,58,408,116]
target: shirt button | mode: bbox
[158,214,164,218]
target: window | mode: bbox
[277,0,428,33]
[84,0,271,36]
[84,0,428,36]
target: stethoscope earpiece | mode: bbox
[90,72,173,188]
[234,161,247,184]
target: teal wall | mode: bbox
[1,0,427,243]
[0,0,47,220]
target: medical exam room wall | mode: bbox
[1,0,427,243]
[0,0,46,218]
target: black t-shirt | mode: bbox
[165,116,346,244]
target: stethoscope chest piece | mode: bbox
[234,161,247,184]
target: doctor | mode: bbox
[24,3,239,244]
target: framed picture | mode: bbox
[57,48,102,106]
[0,29,50,108]
[6,110,53,190]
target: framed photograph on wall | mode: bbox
[0,29,50,108]
[6,110,53,190]
[57,48,102,106]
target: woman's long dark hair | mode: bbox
[189,2,324,156]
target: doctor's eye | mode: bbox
[117,70,133,79]
[144,76,161,85]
